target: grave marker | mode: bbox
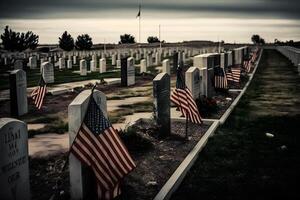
[121,57,135,86]
[59,58,65,69]
[153,73,170,136]
[9,70,28,116]
[185,67,201,99]
[41,62,54,84]
[162,59,170,75]
[68,90,107,200]
[140,59,147,73]
[80,60,87,76]
[99,58,106,73]
[0,118,30,200]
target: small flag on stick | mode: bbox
[214,67,228,89]
[171,67,202,124]
[31,74,47,109]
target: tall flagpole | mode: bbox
[139,3,141,44]
[159,24,161,51]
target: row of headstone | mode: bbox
[277,46,300,67]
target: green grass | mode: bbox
[0,66,120,90]
[108,100,153,124]
[27,116,68,138]
[171,49,300,200]
[107,88,152,100]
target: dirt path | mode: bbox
[171,49,300,200]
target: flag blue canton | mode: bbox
[176,67,186,89]
[84,96,111,136]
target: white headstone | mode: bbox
[67,60,72,69]
[116,59,121,68]
[99,58,106,73]
[68,90,107,200]
[73,56,77,64]
[127,57,135,86]
[111,54,116,66]
[140,59,147,73]
[29,57,37,69]
[41,62,54,84]
[59,58,65,69]
[90,60,96,72]
[80,60,87,76]
[185,67,201,99]
[162,59,170,75]
[0,118,30,200]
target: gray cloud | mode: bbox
[0,0,300,19]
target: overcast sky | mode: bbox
[0,0,299,43]
[0,0,300,19]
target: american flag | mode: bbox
[31,74,47,109]
[214,67,228,89]
[70,95,136,200]
[171,67,202,124]
[243,60,251,73]
[226,67,241,83]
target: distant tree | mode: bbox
[1,26,39,51]
[259,38,266,45]
[119,34,135,44]
[251,34,266,45]
[59,31,74,51]
[25,31,39,50]
[251,34,261,44]
[75,34,93,50]
[147,36,160,43]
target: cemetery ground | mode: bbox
[171,49,300,200]
[0,47,253,200]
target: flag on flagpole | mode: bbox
[31,74,47,109]
[70,95,136,200]
[171,67,202,124]
[136,4,141,18]
[226,67,241,83]
[214,67,228,89]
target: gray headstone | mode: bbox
[14,60,23,70]
[153,73,170,136]
[185,67,201,99]
[199,67,215,98]
[41,62,54,84]
[0,118,30,200]
[68,90,107,200]
[9,70,28,116]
